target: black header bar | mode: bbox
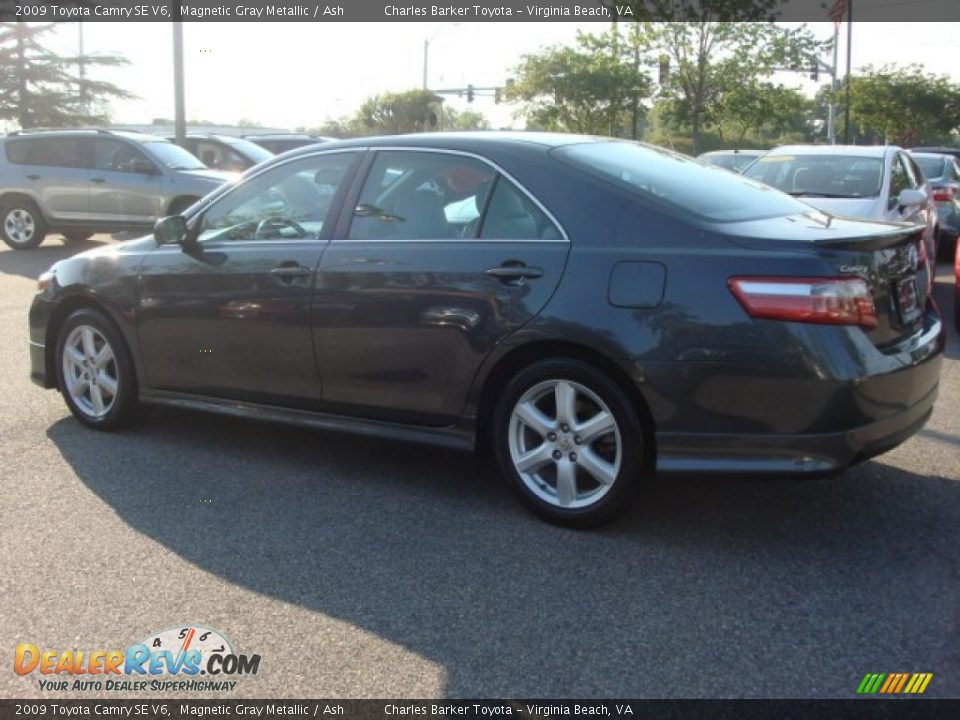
[2,0,960,22]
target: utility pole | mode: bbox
[843,0,853,144]
[827,24,839,144]
[77,24,87,117]
[172,14,186,147]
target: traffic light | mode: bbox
[810,64,819,82]
[466,84,475,103]
[494,87,501,104]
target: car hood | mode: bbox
[795,196,881,219]
[176,168,238,184]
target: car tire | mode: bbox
[55,308,139,431]
[492,358,647,528]
[1,198,47,250]
[62,232,93,245]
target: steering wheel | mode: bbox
[254,216,306,241]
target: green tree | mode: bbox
[649,19,822,153]
[718,81,813,146]
[353,89,444,135]
[847,65,960,146]
[444,107,490,131]
[0,23,133,129]
[506,29,652,136]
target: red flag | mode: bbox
[828,0,847,29]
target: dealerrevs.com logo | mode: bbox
[13,625,261,693]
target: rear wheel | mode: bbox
[1,198,47,250]
[55,308,138,430]
[492,359,647,528]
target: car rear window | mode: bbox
[744,154,883,198]
[911,156,943,180]
[553,141,808,222]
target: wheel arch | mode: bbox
[0,191,47,219]
[474,339,656,469]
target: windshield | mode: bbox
[554,141,809,222]
[911,156,943,180]
[701,153,757,173]
[222,137,274,164]
[744,154,883,198]
[141,141,206,170]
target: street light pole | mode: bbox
[172,18,186,147]
[422,23,459,91]
[843,0,853,144]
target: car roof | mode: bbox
[910,152,951,160]
[7,128,164,144]
[699,149,763,157]
[280,131,609,161]
[766,144,898,157]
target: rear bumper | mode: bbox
[654,306,945,477]
[655,379,937,475]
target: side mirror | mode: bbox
[131,159,158,175]
[897,188,927,209]
[153,215,188,246]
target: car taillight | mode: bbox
[932,187,955,202]
[728,276,877,329]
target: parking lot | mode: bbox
[1,236,957,699]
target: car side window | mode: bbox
[19,137,90,168]
[348,151,495,240]
[888,156,911,209]
[479,178,562,240]
[196,152,356,243]
[196,141,246,172]
[94,139,153,173]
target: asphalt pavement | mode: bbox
[1,236,957,699]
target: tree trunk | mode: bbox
[16,23,29,129]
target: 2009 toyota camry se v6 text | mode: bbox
[27,133,945,527]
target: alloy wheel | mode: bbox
[508,379,622,509]
[61,325,119,418]
[4,208,35,246]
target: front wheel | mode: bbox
[1,199,47,250]
[56,308,139,430]
[492,359,648,528]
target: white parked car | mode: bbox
[743,145,938,261]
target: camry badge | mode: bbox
[840,265,868,274]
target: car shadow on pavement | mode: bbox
[0,237,109,280]
[46,408,960,698]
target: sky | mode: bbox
[36,21,960,132]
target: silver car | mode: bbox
[0,129,234,250]
[743,144,938,261]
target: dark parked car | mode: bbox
[28,134,945,527]
[910,151,960,258]
[243,133,335,154]
[165,133,274,172]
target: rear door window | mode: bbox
[479,178,562,240]
[348,151,496,240]
[8,137,91,168]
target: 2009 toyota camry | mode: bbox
[28,133,945,527]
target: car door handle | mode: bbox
[485,263,544,284]
[26,174,40,181]
[90,178,106,184]
[270,265,312,281]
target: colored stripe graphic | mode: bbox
[856,673,933,694]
